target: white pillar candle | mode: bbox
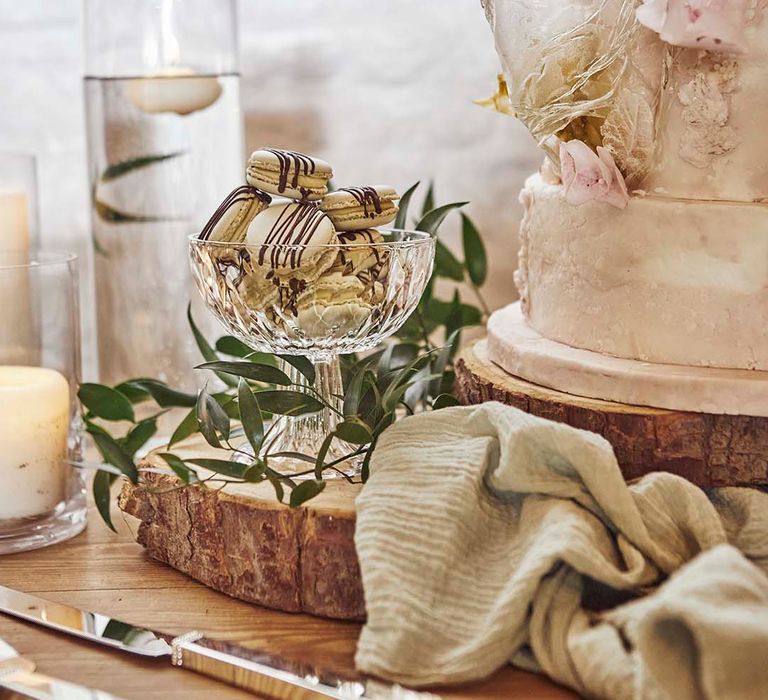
[0,190,29,256]
[0,366,70,520]
[126,68,222,116]
[0,190,36,366]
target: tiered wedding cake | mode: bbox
[483,0,768,417]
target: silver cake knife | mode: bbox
[0,584,438,700]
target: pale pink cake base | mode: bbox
[487,303,768,417]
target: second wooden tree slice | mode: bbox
[119,450,365,622]
[456,339,768,488]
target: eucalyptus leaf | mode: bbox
[269,452,316,464]
[393,181,420,230]
[461,214,487,287]
[314,433,335,479]
[196,387,231,448]
[361,438,375,482]
[114,380,151,404]
[429,330,460,397]
[376,344,396,380]
[169,408,198,447]
[334,419,372,445]
[289,479,326,508]
[100,152,184,182]
[196,361,291,386]
[83,417,111,438]
[433,240,465,282]
[187,458,251,479]
[121,417,157,458]
[425,298,482,328]
[403,365,432,411]
[433,393,461,409]
[415,201,468,236]
[264,468,285,502]
[157,453,199,484]
[93,471,117,532]
[279,355,316,384]
[93,198,172,224]
[215,336,255,358]
[420,181,435,217]
[79,384,135,422]
[254,390,323,416]
[187,305,238,388]
[238,378,264,455]
[131,379,197,408]
[244,461,268,483]
[343,364,368,417]
[444,290,464,340]
[93,432,139,483]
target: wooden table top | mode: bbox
[0,505,578,700]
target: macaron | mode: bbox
[199,185,271,242]
[295,271,370,336]
[246,148,333,201]
[334,228,385,275]
[319,186,399,231]
[245,201,337,279]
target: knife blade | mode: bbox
[0,636,125,700]
[0,584,438,700]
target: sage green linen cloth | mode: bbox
[354,402,768,699]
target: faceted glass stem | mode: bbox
[266,355,352,477]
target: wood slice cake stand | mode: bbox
[120,336,767,621]
[119,448,365,622]
[455,338,768,488]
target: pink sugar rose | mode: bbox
[636,0,748,54]
[559,140,629,210]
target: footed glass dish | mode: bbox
[189,229,435,475]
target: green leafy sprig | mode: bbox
[77,182,492,529]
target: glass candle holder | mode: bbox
[0,253,86,555]
[83,0,243,389]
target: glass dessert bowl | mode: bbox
[188,228,435,475]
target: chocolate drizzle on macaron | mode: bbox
[339,187,383,216]
[265,148,318,197]
[199,185,271,241]
[256,203,333,270]
[246,148,333,202]
[319,185,399,231]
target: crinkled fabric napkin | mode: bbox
[354,403,768,700]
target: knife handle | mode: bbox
[171,637,367,700]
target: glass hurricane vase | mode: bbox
[189,229,435,475]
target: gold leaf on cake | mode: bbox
[475,73,516,116]
[601,90,655,186]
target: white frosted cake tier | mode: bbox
[488,303,768,417]
[517,174,768,371]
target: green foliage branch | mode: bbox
[77,183,492,529]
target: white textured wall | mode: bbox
[0,0,539,377]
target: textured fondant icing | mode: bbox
[518,174,768,370]
[488,303,768,417]
[645,13,768,203]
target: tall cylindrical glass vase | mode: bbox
[83,0,243,388]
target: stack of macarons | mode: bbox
[198,147,401,332]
